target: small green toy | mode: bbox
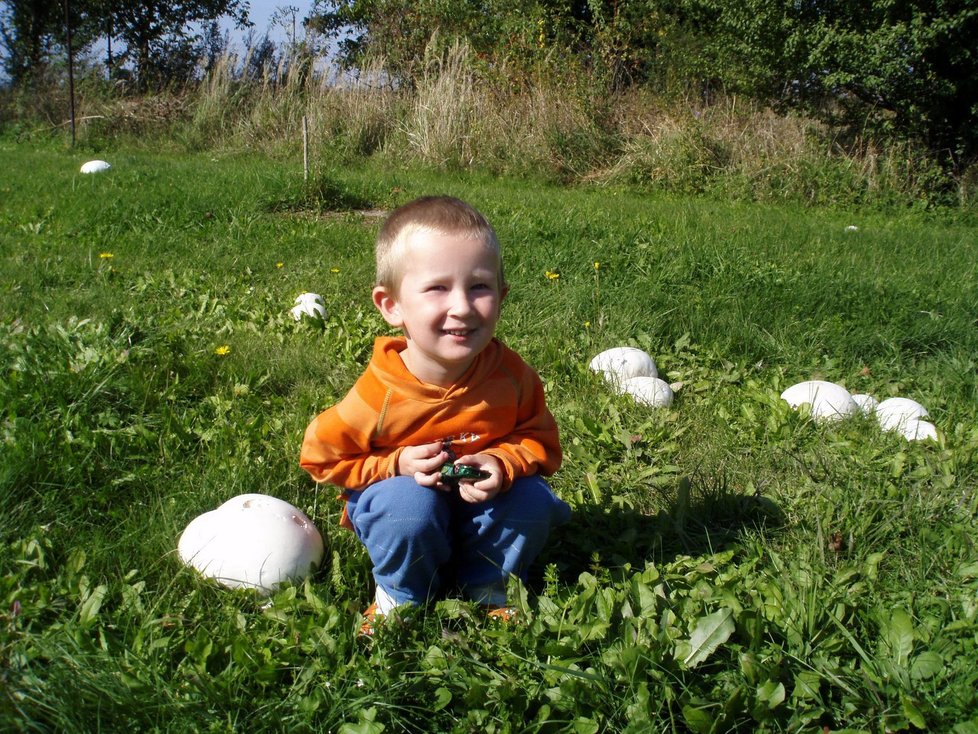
[440,462,491,482]
[439,440,490,484]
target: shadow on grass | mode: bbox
[264,174,378,215]
[538,475,785,585]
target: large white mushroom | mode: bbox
[290,292,326,321]
[874,397,930,432]
[780,380,858,421]
[80,160,111,174]
[178,494,324,594]
[895,418,938,442]
[850,393,879,415]
[620,375,674,408]
[589,347,657,389]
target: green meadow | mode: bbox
[2,141,977,732]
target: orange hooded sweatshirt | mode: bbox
[300,336,562,527]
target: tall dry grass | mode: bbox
[201,40,968,208]
[11,38,970,209]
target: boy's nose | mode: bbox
[447,289,474,315]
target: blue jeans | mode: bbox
[345,474,571,606]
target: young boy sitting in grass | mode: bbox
[300,195,570,633]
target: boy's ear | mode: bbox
[372,285,403,327]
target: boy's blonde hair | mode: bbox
[376,196,506,293]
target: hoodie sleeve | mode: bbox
[480,358,562,490]
[299,387,403,490]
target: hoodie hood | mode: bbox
[368,336,505,402]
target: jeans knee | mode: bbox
[348,476,450,542]
[508,475,572,527]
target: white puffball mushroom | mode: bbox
[178,493,324,594]
[80,160,111,174]
[874,397,929,432]
[620,376,674,408]
[850,393,879,415]
[896,418,938,442]
[589,347,657,388]
[290,292,326,321]
[780,380,858,421]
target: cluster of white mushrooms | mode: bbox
[178,494,325,594]
[780,379,937,441]
[588,347,937,444]
[589,347,675,408]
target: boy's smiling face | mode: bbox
[373,229,507,387]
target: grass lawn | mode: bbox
[2,141,977,732]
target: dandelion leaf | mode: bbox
[681,607,735,668]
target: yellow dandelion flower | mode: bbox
[214,345,231,356]
[330,267,340,273]
[545,270,560,281]
[593,261,601,270]
[99,252,114,259]
[583,321,591,329]
[276,262,284,268]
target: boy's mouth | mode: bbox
[443,328,476,337]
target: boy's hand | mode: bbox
[398,441,451,487]
[454,453,504,503]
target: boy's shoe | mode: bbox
[486,605,519,623]
[360,585,400,637]
[360,602,380,637]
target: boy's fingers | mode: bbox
[459,484,496,503]
[415,470,452,491]
[426,441,448,457]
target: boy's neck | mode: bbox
[401,346,475,388]
[397,341,478,388]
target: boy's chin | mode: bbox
[441,339,491,360]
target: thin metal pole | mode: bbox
[64,0,76,145]
[302,115,309,181]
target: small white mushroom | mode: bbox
[850,393,879,415]
[290,292,326,321]
[620,376,674,407]
[845,225,859,232]
[896,418,938,442]
[780,380,858,421]
[589,347,657,389]
[80,160,111,174]
[178,494,325,594]
[874,397,929,432]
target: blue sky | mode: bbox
[0,1,321,77]
[236,0,315,44]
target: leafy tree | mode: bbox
[306,0,593,82]
[101,0,250,87]
[0,0,101,83]
[1,0,251,88]
[677,0,978,165]
[798,0,978,165]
